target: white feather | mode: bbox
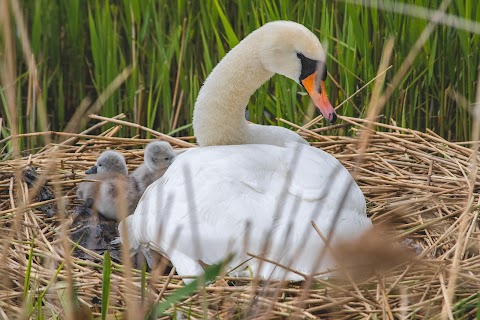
[123,144,371,281]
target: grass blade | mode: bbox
[151,256,230,317]
[101,250,111,320]
[23,238,34,299]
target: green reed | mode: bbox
[1,0,479,149]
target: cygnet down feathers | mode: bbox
[130,141,176,195]
[77,150,140,220]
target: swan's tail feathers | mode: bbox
[117,215,141,257]
[169,250,204,284]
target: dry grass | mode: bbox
[0,115,479,319]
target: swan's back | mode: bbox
[125,143,371,280]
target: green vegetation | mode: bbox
[150,257,230,318]
[101,251,111,320]
[1,1,479,142]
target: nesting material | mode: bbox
[0,117,479,319]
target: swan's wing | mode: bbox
[284,142,366,212]
[127,144,371,280]
[131,144,278,250]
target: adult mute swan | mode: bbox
[120,21,372,281]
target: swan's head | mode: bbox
[257,21,336,122]
[144,141,176,172]
[86,150,128,175]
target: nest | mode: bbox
[0,115,479,319]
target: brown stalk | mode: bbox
[169,18,187,129]
[89,114,196,148]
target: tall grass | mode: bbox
[1,0,479,146]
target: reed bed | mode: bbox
[2,1,480,146]
[0,115,478,319]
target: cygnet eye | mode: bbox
[164,157,169,161]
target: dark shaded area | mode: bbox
[70,203,160,271]
[69,205,122,263]
[22,166,57,218]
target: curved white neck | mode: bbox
[193,32,274,146]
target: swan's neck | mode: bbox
[193,34,274,146]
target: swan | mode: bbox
[130,141,176,196]
[119,21,372,281]
[77,151,140,220]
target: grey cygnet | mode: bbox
[77,150,140,220]
[130,141,176,195]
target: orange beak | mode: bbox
[301,72,336,123]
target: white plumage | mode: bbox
[123,143,370,280]
[119,21,372,281]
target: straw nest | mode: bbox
[0,115,479,319]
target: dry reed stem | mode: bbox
[357,38,394,151]
[89,114,196,148]
[302,66,392,130]
[85,67,133,117]
[170,18,187,129]
[116,178,138,319]
[129,3,138,125]
[375,0,452,117]
[9,0,50,146]
[344,0,480,34]
[290,41,395,314]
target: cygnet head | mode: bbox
[144,141,176,172]
[86,150,128,175]
[256,21,336,122]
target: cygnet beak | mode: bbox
[86,165,98,174]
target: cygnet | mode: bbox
[77,150,140,220]
[130,141,176,195]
